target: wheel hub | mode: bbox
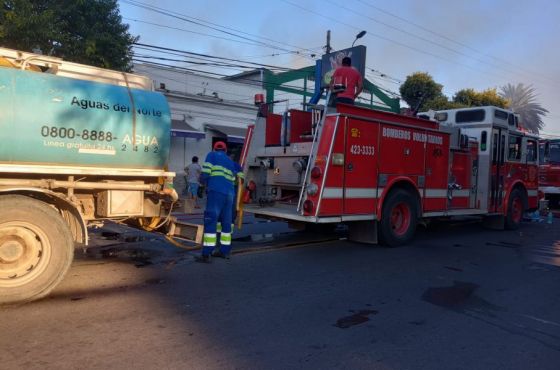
[0,239,25,263]
[0,226,43,281]
[390,202,411,236]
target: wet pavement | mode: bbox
[1,217,560,369]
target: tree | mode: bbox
[453,88,508,108]
[422,95,463,111]
[0,0,137,71]
[399,72,444,113]
[500,83,548,133]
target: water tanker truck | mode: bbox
[0,47,183,304]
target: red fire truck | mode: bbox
[240,102,539,245]
[539,138,560,208]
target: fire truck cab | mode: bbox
[241,102,538,246]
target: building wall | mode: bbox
[133,63,260,192]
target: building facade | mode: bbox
[133,64,260,192]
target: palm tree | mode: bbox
[500,83,548,133]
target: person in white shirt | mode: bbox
[184,156,202,208]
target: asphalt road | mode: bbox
[1,219,560,370]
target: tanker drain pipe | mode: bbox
[161,187,179,202]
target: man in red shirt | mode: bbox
[330,56,363,105]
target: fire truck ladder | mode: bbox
[297,89,333,213]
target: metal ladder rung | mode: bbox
[297,90,332,212]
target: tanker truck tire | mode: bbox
[379,189,417,247]
[0,195,74,305]
[505,189,524,230]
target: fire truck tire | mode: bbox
[379,189,418,247]
[0,195,74,305]
[505,189,525,230]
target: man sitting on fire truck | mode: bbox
[330,56,363,105]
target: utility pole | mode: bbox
[325,30,332,54]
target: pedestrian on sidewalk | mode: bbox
[185,156,202,208]
[195,141,237,263]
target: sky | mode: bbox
[118,0,560,133]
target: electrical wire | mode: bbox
[123,5,402,102]
[133,53,267,70]
[121,0,317,59]
[125,17,287,50]
[134,45,397,102]
[324,0,555,87]
[279,0,557,89]
[137,68,259,100]
[133,59,314,93]
[134,42,294,71]
[353,0,560,86]
[123,0,320,56]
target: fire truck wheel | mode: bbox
[0,195,74,305]
[505,189,525,230]
[379,189,418,247]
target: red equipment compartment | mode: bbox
[378,123,426,176]
[423,133,450,212]
[342,117,379,215]
[265,114,282,146]
[540,164,560,187]
[289,110,313,143]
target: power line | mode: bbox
[136,50,400,107]
[122,0,297,54]
[133,53,269,70]
[136,68,260,99]
[121,0,317,59]
[122,3,403,100]
[353,0,560,86]
[326,0,560,88]
[133,59,316,93]
[280,0,558,90]
[134,43,294,71]
[129,0,320,55]
[135,45,402,105]
[369,69,402,85]
[365,73,401,98]
[278,1,491,73]
[125,17,285,50]
[126,17,323,60]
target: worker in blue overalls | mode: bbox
[196,141,237,263]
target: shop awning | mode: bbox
[205,124,246,144]
[171,120,205,139]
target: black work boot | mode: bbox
[211,251,230,260]
[194,255,211,263]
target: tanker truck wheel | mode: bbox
[0,195,74,304]
[379,189,418,247]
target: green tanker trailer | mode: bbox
[0,47,182,304]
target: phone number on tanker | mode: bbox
[41,126,116,142]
